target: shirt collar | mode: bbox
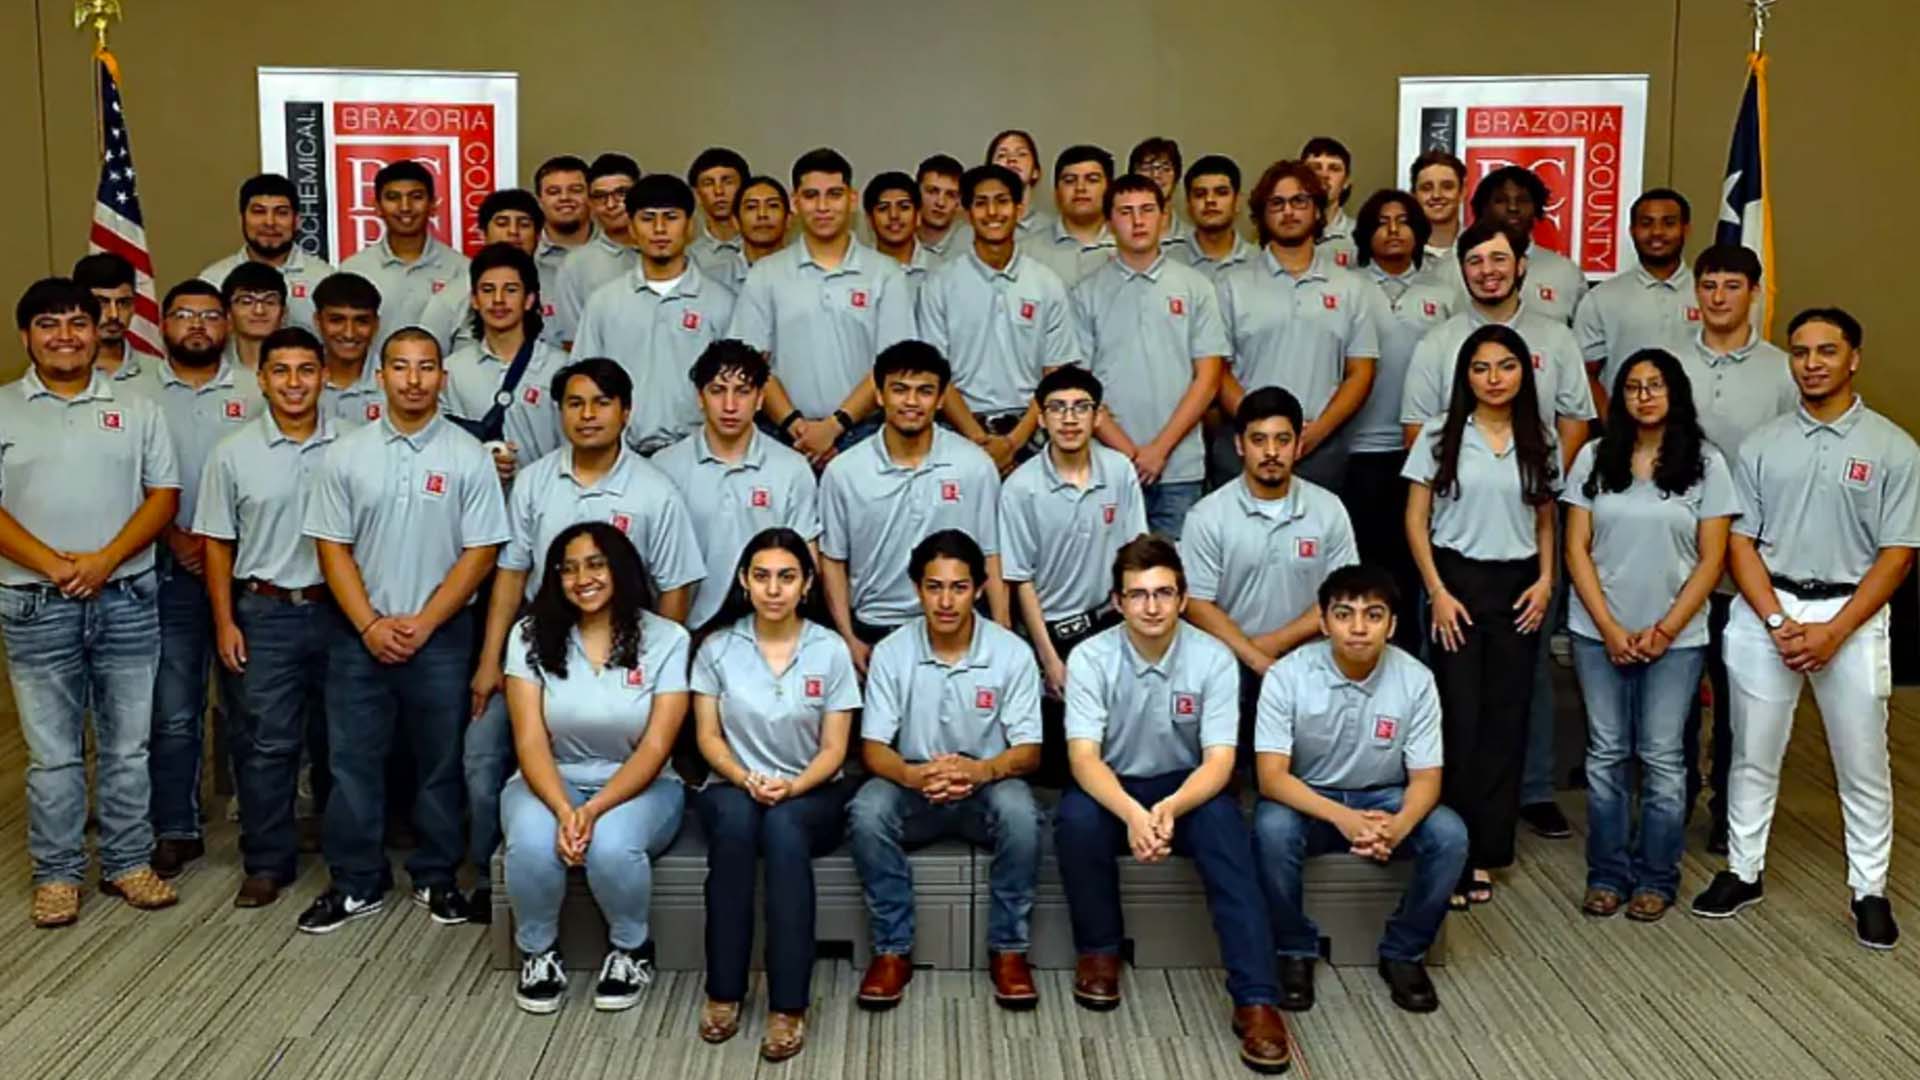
[107,355,144,381]
[797,237,868,276]
[1692,326,1759,364]
[628,259,706,299]
[156,356,240,392]
[376,232,445,267]
[1795,396,1864,437]
[379,410,448,449]
[1466,300,1527,329]
[698,218,744,253]
[1122,622,1185,678]
[1632,263,1693,292]
[1312,641,1388,694]
[24,366,113,402]
[563,443,638,492]
[967,248,1022,283]
[1462,413,1516,457]
[1324,209,1354,238]
[1114,253,1168,282]
[1232,475,1306,523]
[693,425,766,469]
[592,230,631,257]
[872,427,953,473]
[260,409,338,448]
[1259,245,1329,282]
[911,616,992,671]
[1039,446,1109,493]
[1050,220,1113,251]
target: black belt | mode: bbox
[1769,574,1856,601]
[244,580,331,606]
[977,411,1025,437]
[1047,608,1117,645]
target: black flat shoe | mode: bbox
[1277,955,1315,1012]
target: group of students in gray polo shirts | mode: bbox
[6,137,1918,1073]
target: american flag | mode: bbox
[88,52,161,357]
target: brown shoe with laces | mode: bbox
[31,883,81,928]
[101,867,178,910]
[760,1010,807,1062]
[1232,1003,1293,1073]
[1626,892,1671,923]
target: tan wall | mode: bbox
[8,0,1913,429]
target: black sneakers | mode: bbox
[468,887,493,926]
[594,944,655,1011]
[516,949,567,1014]
[1690,871,1764,918]
[1519,801,1573,839]
[296,889,384,934]
[412,885,473,926]
[1852,896,1900,950]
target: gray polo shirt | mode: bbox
[728,240,917,419]
[998,445,1147,621]
[502,444,706,599]
[1352,265,1454,453]
[193,412,339,589]
[1074,254,1230,486]
[1064,622,1240,778]
[1254,641,1443,789]
[919,249,1081,417]
[1402,414,1560,561]
[199,246,332,331]
[0,369,180,586]
[1574,264,1700,386]
[1674,328,1796,467]
[1562,441,1739,648]
[338,234,470,335]
[1400,303,1595,427]
[1429,241,1589,326]
[862,617,1043,762]
[302,413,510,614]
[1166,231,1258,282]
[1181,475,1359,638]
[1023,222,1117,288]
[1321,210,1359,272]
[572,262,738,453]
[1217,247,1379,423]
[503,611,691,784]
[690,221,746,282]
[440,337,568,464]
[896,244,937,314]
[416,282,567,354]
[920,223,971,264]
[819,427,1000,626]
[692,616,862,780]
[320,360,386,431]
[536,227,589,287]
[1731,398,1920,584]
[552,233,639,346]
[127,357,267,527]
[653,427,822,630]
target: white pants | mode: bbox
[1724,591,1893,897]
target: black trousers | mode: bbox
[1430,549,1540,871]
[1683,594,1735,826]
[1342,449,1425,654]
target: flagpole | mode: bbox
[1746,1,1778,336]
[1748,0,1777,56]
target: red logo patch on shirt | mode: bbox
[750,487,771,509]
[610,511,633,533]
[99,409,123,431]
[1103,503,1117,525]
[292,283,308,299]
[849,290,869,309]
[1019,300,1037,321]
[625,666,645,688]
[1531,353,1545,370]
[222,399,246,421]
[1374,715,1398,740]
[1422,300,1438,318]
[940,480,960,502]
[1334,251,1351,267]
[682,310,702,331]
[1168,297,1186,317]
[1845,458,1874,486]
[1685,306,1702,322]
[1322,294,1339,311]
[1297,537,1318,558]
[1172,692,1198,717]
[522,386,542,406]
[365,403,382,422]
[542,302,556,318]
[1538,286,1556,303]
[431,280,447,294]
[975,688,997,710]
[422,471,448,496]
[803,675,824,699]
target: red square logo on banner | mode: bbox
[1172,692,1197,717]
[1297,537,1318,558]
[1322,294,1339,311]
[625,667,645,688]
[750,487,771,509]
[1462,108,1625,276]
[849,290,868,309]
[682,311,701,331]
[1374,716,1398,740]
[940,480,960,502]
[99,409,123,431]
[223,399,246,421]
[1019,300,1036,321]
[423,471,447,496]
[975,688,997,710]
[331,101,500,259]
[1168,297,1185,317]
[803,675,824,699]
[610,512,632,533]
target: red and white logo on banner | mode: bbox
[1461,104,1626,276]
[330,101,501,259]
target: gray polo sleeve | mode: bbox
[1120,468,1149,539]
[1345,283,1381,361]
[1001,651,1043,747]
[785,461,823,542]
[1572,291,1608,365]
[1178,502,1226,604]
[1252,663,1296,756]
[859,636,907,745]
[458,448,512,548]
[502,619,540,684]
[1188,277,1230,360]
[1730,434,1765,540]
[1215,273,1243,375]
[302,445,354,543]
[822,635,864,712]
[1697,447,1741,522]
[727,268,776,352]
[1062,642,1110,745]
[571,292,609,359]
[1545,326,1597,420]
[967,458,1001,556]
[643,486,707,592]
[653,624,692,694]
[192,446,238,541]
[552,263,588,346]
[1560,443,1597,510]
[875,266,919,350]
[1400,427,1439,486]
[136,397,181,491]
[1403,666,1444,771]
[1400,333,1449,424]
[690,635,724,696]
[1878,436,1920,548]
[1043,277,1084,368]
[818,463,852,561]
[997,481,1038,584]
[918,272,951,358]
[1197,646,1240,752]
[500,474,539,571]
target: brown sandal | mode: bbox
[1626,892,1671,923]
[1582,888,1625,918]
[31,883,81,928]
[760,1010,807,1062]
[699,999,741,1044]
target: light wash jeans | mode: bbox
[500,772,685,954]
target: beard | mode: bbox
[247,236,294,260]
[166,338,225,369]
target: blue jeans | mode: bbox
[1144,481,1204,540]
[465,692,514,870]
[695,779,852,1012]
[322,608,474,899]
[1572,638,1704,901]
[0,572,160,884]
[846,775,1042,954]
[1055,773,1279,1007]
[231,590,331,882]
[1252,791,1467,962]
[501,772,684,953]
[150,561,214,840]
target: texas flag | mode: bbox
[1717,52,1775,336]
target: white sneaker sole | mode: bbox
[593,989,643,1011]
[515,993,564,1015]
[1690,895,1763,919]
[1852,908,1899,951]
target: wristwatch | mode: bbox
[1764,612,1787,630]
[832,408,856,432]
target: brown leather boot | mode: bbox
[988,950,1038,1010]
[1232,1004,1293,1073]
[151,837,204,880]
[101,867,178,910]
[1072,952,1122,1011]
[856,953,912,1010]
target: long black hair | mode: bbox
[521,521,655,678]
[1430,323,1557,506]
[710,526,827,629]
[1583,348,1708,499]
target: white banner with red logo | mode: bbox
[255,68,518,264]
[1397,74,1649,280]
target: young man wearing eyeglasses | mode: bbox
[550,153,642,347]
[219,260,289,372]
[200,173,333,333]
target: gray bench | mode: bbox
[488,815,974,972]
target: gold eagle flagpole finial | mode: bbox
[75,0,124,54]
[1748,0,1778,55]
